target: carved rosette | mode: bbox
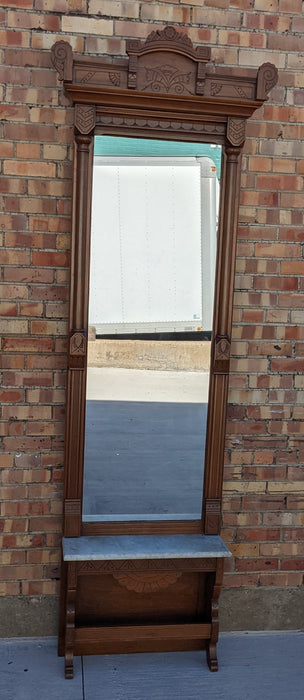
[51,40,73,81]
[75,104,96,135]
[226,117,246,147]
[109,72,120,87]
[256,62,278,100]
[113,572,182,593]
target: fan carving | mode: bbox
[113,572,182,593]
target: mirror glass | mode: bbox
[82,136,222,522]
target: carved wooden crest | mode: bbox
[126,26,210,95]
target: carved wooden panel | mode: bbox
[74,65,127,90]
[65,499,81,516]
[96,114,226,137]
[205,499,222,535]
[256,62,278,100]
[126,27,211,95]
[51,40,72,81]
[204,76,255,100]
[69,331,86,357]
[75,104,96,135]
[214,335,231,375]
[113,572,182,593]
[227,117,246,147]
[77,559,217,574]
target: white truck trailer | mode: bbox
[89,155,219,335]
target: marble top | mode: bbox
[63,534,231,561]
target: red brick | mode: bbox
[0,30,30,47]
[0,389,23,403]
[254,243,300,258]
[3,338,53,353]
[281,559,304,571]
[235,558,278,572]
[223,573,258,587]
[3,123,56,142]
[4,268,54,284]
[7,10,60,30]
[31,251,69,268]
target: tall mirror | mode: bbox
[83,136,222,522]
[52,30,278,677]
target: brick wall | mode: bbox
[0,1,303,629]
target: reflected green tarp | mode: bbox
[94,136,222,178]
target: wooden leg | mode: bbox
[65,648,74,680]
[207,641,218,672]
[64,562,77,679]
[206,559,224,673]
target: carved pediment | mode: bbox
[126,26,211,95]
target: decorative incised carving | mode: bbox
[143,64,192,94]
[127,54,138,88]
[69,331,86,356]
[80,71,96,84]
[143,26,210,61]
[227,117,246,147]
[234,85,248,99]
[75,104,96,135]
[215,336,230,361]
[97,114,225,136]
[256,62,278,100]
[109,72,120,86]
[126,26,210,95]
[146,25,193,50]
[228,117,244,141]
[113,572,182,593]
[51,40,73,81]
[206,499,221,514]
[205,515,220,534]
[77,558,216,574]
[65,499,81,515]
[214,335,231,375]
[196,62,207,96]
[210,82,223,96]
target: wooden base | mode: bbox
[59,556,224,679]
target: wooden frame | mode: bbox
[51,26,277,677]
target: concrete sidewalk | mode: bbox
[1,632,303,700]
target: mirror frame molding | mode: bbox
[51,27,278,539]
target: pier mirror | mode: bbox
[52,28,277,677]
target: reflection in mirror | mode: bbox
[82,137,222,522]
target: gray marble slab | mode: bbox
[63,534,231,561]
